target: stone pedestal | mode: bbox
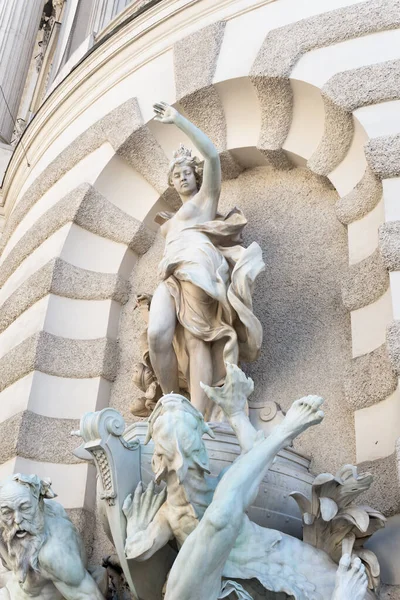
[0,0,44,143]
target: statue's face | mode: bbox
[152,440,174,483]
[151,408,209,483]
[0,481,41,543]
[171,163,197,197]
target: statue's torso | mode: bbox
[165,471,218,547]
[160,196,216,240]
[6,570,62,599]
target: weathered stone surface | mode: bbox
[0,412,21,464]
[67,508,96,562]
[51,259,130,303]
[178,86,227,152]
[0,183,153,289]
[116,125,171,195]
[341,249,389,311]
[381,584,400,600]
[387,321,400,375]
[358,451,400,517]
[259,148,293,171]
[250,77,293,151]
[0,258,130,335]
[0,411,80,464]
[174,22,226,99]
[323,59,400,111]
[252,0,400,79]
[250,0,400,155]
[0,333,39,393]
[336,166,382,225]
[366,134,400,178]
[307,97,353,176]
[0,260,54,334]
[36,331,119,382]
[344,345,397,410]
[380,221,400,271]
[0,99,143,256]
[0,331,119,393]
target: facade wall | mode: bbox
[0,0,400,587]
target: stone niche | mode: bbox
[111,163,353,479]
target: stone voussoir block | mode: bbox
[336,166,382,225]
[366,134,400,179]
[0,183,153,290]
[379,221,400,271]
[250,0,400,156]
[341,249,389,311]
[0,97,148,257]
[307,97,353,176]
[386,320,400,375]
[174,21,226,100]
[0,258,130,335]
[0,411,80,465]
[0,331,119,393]
[323,59,400,112]
[344,344,397,411]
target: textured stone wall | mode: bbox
[1,0,400,582]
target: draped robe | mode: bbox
[157,208,265,388]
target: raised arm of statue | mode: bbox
[123,481,172,561]
[201,363,260,453]
[153,101,221,212]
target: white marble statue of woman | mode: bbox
[147,102,264,419]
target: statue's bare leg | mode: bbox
[164,396,324,600]
[332,554,368,600]
[184,330,213,418]
[148,283,180,394]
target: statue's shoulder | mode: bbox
[39,502,86,582]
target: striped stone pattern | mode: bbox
[1,1,400,584]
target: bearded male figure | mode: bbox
[0,474,106,600]
[123,365,372,600]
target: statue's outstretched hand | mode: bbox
[123,481,166,535]
[279,395,324,441]
[153,101,179,124]
[201,363,254,418]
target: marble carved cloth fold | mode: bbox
[158,208,265,387]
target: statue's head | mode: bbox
[0,474,56,580]
[145,394,214,484]
[168,145,203,198]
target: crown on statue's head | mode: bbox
[172,144,193,161]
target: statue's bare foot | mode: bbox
[280,395,324,440]
[332,554,368,600]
